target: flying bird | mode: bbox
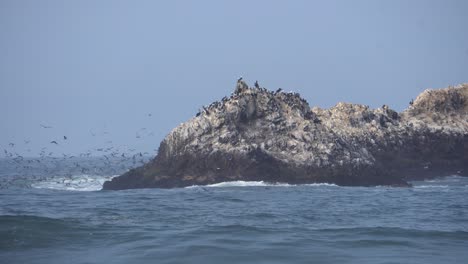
[63,136,67,140]
[50,141,58,145]
[40,124,52,128]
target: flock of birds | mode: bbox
[1,121,158,188]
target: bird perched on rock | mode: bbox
[255,81,260,89]
[234,78,248,95]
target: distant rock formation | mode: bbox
[103,82,468,190]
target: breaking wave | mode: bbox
[186,181,338,188]
[31,174,117,191]
[414,185,450,189]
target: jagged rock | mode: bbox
[103,83,468,190]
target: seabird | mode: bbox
[254,81,259,89]
[50,141,58,145]
[63,136,67,140]
[40,124,52,129]
[237,76,243,82]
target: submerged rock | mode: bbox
[103,82,468,190]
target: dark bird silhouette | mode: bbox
[40,124,52,129]
[50,141,58,145]
[276,88,283,93]
[254,81,259,89]
[63,136,67,140]
[237,76,243,82]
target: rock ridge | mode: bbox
[103,82,468,190]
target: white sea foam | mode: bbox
[31,174,117,191]
[414,185,449,189]
[186,181,338,188]
[411,175,468,189]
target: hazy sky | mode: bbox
[1,0,467,156]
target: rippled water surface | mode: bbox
[1,158,467,264]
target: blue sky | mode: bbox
[1,0,467,156]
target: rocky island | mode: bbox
[103,82,468,190]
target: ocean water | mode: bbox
[1,158,467,264]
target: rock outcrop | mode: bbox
[103,82,468,190]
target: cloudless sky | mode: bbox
[1,0,467,156]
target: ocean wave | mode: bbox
[0,215,88,249]
[411,175,468,189]
[31,174,117,191]
[316,226,468,239]
[414,185,449,189]
[186,181,338,188]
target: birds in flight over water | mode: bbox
[3,113,158,171]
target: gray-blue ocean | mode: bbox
[1,157,467,264]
